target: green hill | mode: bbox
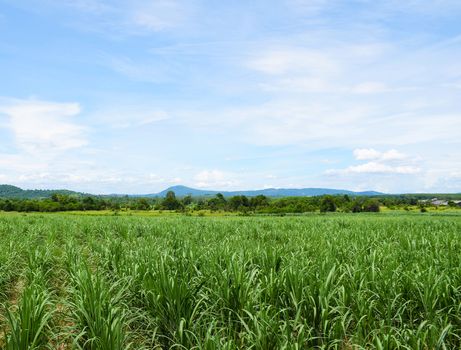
[0,184,82,199]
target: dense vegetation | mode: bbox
[0,213,461,349]
[0,185,81,200]
[1,190,459,213]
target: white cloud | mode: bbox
[10,0,192,36]
[259,77,337,93]
[0,167,186,194]
[380,149,408,161]
[96,108,169,129]
[351,82,388,94]
[233,33,460,150]
[138,112,169,126]
[107,56,171,82]
[328,162,420,175]
[353,148,407,161]
[70,0,190,35]
[247,49,338,76]
[0,153,47,173]
[422,170,461,192]
[286,0,332,15]
[378,0,461,16]
[0,98,87,155]
[194,170,238,188]
[353,148,382,160]
[129,1,187,32]
[59,0,110,14]
[245,43,389,94]
[183,101,373,146]
[327,148,420,177]
[2,1,461,194]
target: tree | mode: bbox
[363,199,380,212]
[182,195,193,206]
[216,193,226,203]
[250,195,269,208]
[3,200,14,211]
[161,191,181,210]
[350,200,362,213]
[206,193,227,211]
[228,195,250,211]
[320,196,336,212]
[136,198,150,210]
[82,196,95,210]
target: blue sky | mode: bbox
[0,0,460,194]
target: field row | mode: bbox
[0,214,461,349]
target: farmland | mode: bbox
[1,213,461,349]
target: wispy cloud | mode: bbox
[327,162,420,175]
[58,0,111,14]
[1,0,460,193]
[110,111,169,129]
[106,56,174,83]
[247,49,338,76]
[0,97,87,155]
[353,148,407,161]
[8,0,193,36]
[129,0,188,32]
[194,170,239,189]
[88,103,170,129]
[326,149,420,176]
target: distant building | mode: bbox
[418,198,461,206]
[430,198,448,206]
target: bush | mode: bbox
[363,200,380,212]
[320,196,336,213]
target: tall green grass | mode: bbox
[2,248,54,349]
[0,213,460,348]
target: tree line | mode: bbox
[1,190,457,213]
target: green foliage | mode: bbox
[320,195,337,212]
[4,285,52,349]
[161,191,182,210]
[228,195,250,211]
[1,213,461,348]
[134,198,150,211]
[68,265,131,350]
[3,255,53,350]
[1,187,460,214]
[0,184,82,199]
[363,199,380,212]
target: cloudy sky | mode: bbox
[0,0,460,194]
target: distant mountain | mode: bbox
[150,185,383,198]
[0,183,384,200]
[0,184,83,199]
[155,185,218,197]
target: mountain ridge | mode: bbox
[0,183,384,199]
[151,185,384,197]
